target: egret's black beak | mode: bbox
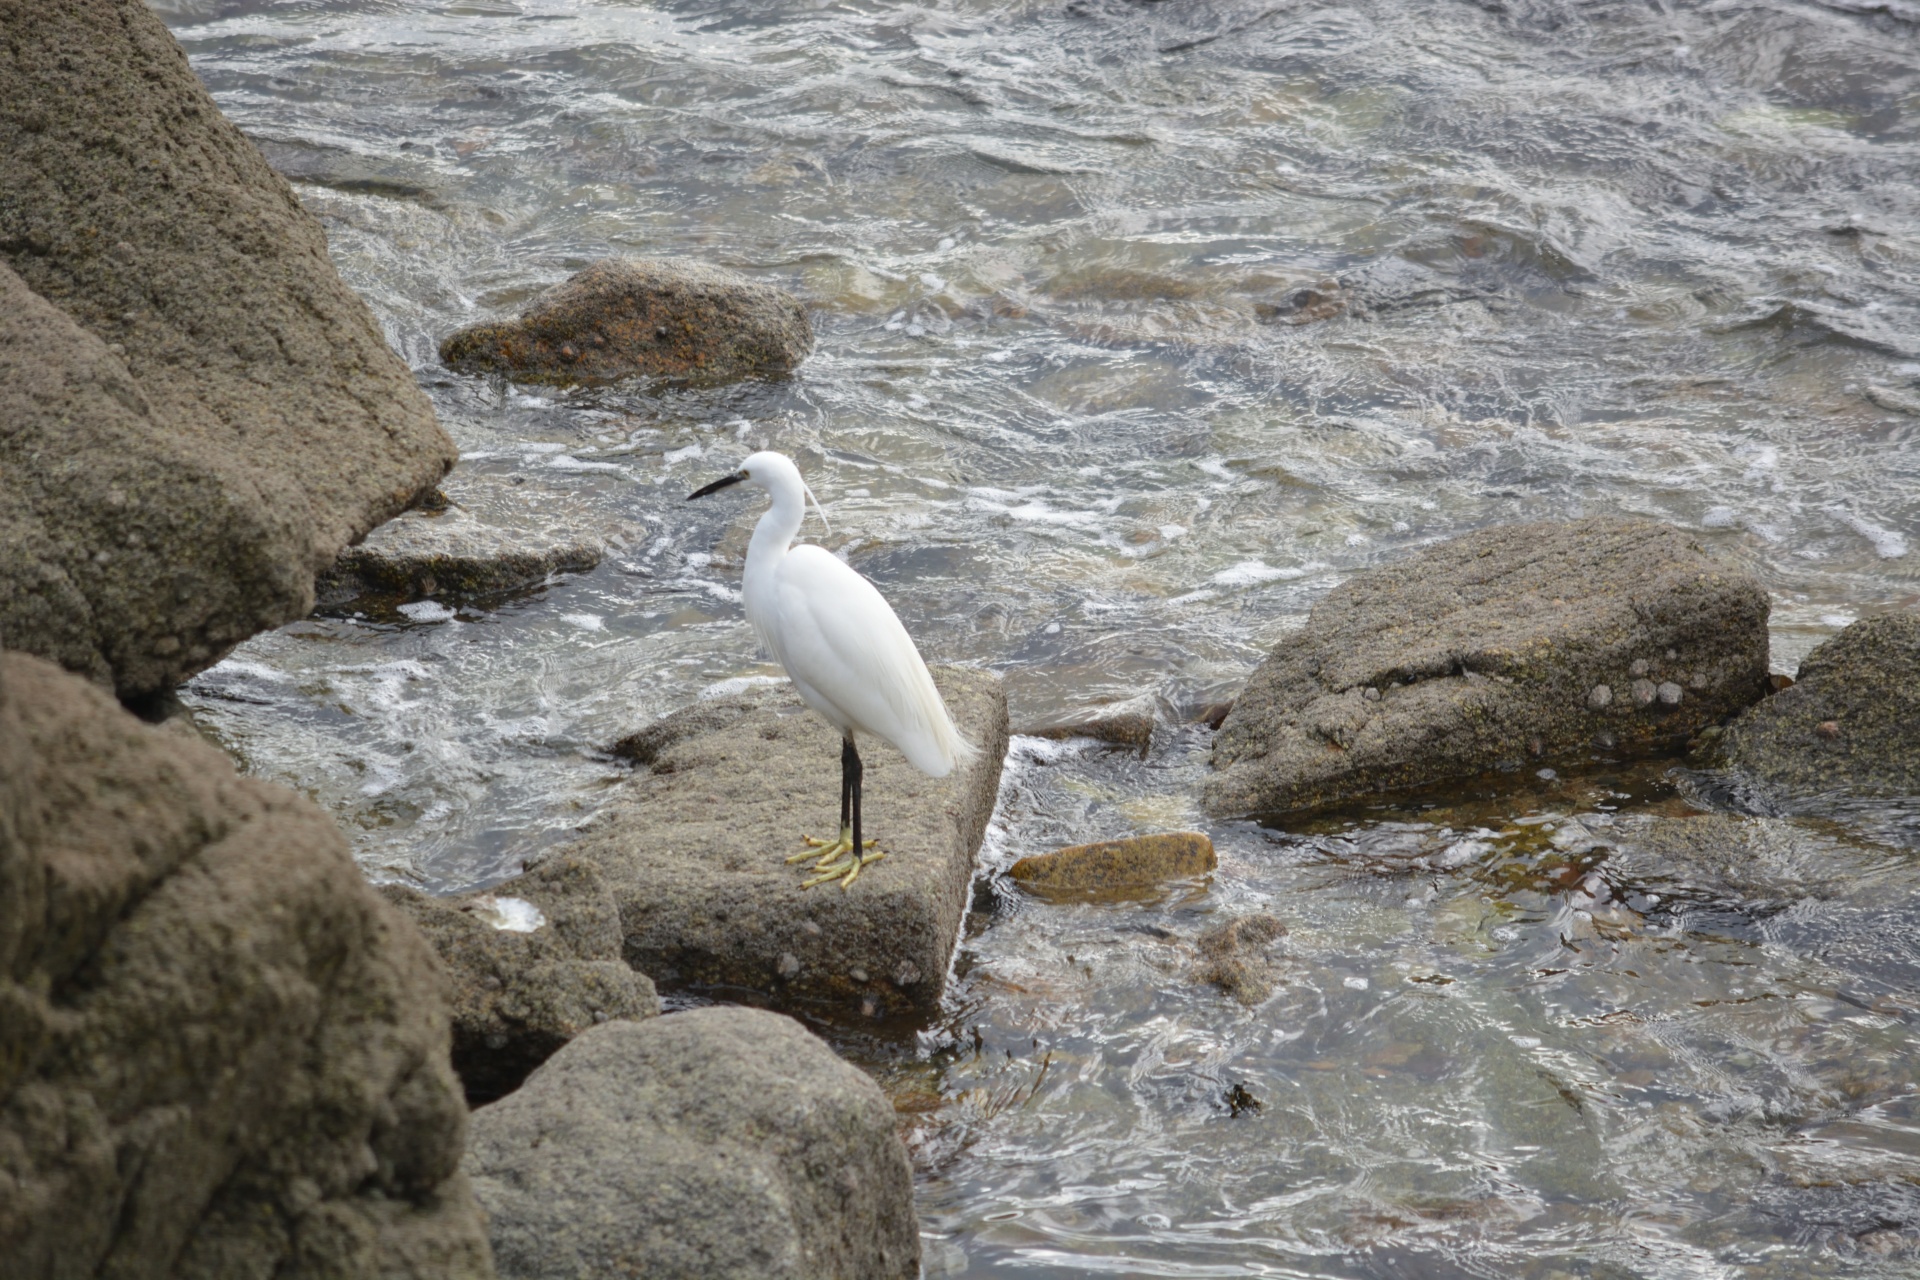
[686,470,748,501]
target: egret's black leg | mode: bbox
[841,735,855,834]
[848,738,864,862]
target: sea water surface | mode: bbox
[157,0,1920,1274]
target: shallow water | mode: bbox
[159,0,1920,1273]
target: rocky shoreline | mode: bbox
[4,4,1918,1279]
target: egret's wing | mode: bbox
[765,545,972,777]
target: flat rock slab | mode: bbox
[1009,831,1215,898]
[562,666,1007,1019]
[319,471,618,608]
[441,258,813,388]
[1715,614,1920,803]
[1207,518,1771,818]
[465,1008,918,1280]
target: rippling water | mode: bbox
[159,0,1920,1273]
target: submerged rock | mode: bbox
[318,473,614,608]
[0,652,490,1278]
[380,856,659,1105]
[1014,691,1161,752]
[1207,519,1770,818]
[0,2,454,701]
[1194,913,1288,1005]
[440,258,813,387]
[1008,831,1215,898]
[571,668,1007,1020]
[1598,811,1906,907]
[464,1008,918,1280]
[1715,615,1920,802]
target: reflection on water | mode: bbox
[159,0,1920,1272]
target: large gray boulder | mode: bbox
[1715,614,1920,803]
[440,258,813,387]
[0,651,492,1279]
[0,0,454,699]
[379,856,660,1105]
[1207,519,1771,818]
[578,666,1007,1019]
[464,1008,919,1280]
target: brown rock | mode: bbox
[0,2,454,699]
[1008,831,1216,897]
[0,651,491,1278]
[440,259,812,388]
[1194,913,1289,1005]
[378,856,659,1106]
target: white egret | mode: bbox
[687,451,977,888]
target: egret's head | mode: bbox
[686,450,829,531]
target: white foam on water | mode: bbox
[397,600,457,623]
[476,895,545,933]
[699,674,788,699]
[559,613,604,631]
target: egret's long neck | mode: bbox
[744,477,806,593]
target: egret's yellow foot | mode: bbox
[788,827,853,865]
[800,847,886,890]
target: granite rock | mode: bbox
[1716,614,1920,803]
[0,1,454,699]
[0,651,491,1279]
[573,667,1008,1020]
[379,857,658,1105]
[1207,519,1770,818]
[464,1008,918,1280]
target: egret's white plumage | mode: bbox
[687,450,975,886]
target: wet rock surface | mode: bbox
[0,1,454,700]
[440,258,813,387]
[1715,614,1920,803]
[1207,518,1771,818]
[1009,831,1216,898]
[1597,811,1898,907]
[1013,690,1161,752]
[569,667,1007,1020]
[1193,913,1289,1005]
[318,473,617,609]
[0,652,491,1278]
[379,856,659,1106]
[464,1007,918,1280]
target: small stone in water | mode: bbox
[1587,684,1612,709]
[1631,678,1658,708]
[1630,658,1650,678]
[849,967,869,984]
[1816,719,1841,739]
[1657,681,1684,706]
[1536,768,1556,780]
[1690,670,1709,689]
[1364,686,1381,701]
[777,952,801,979]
